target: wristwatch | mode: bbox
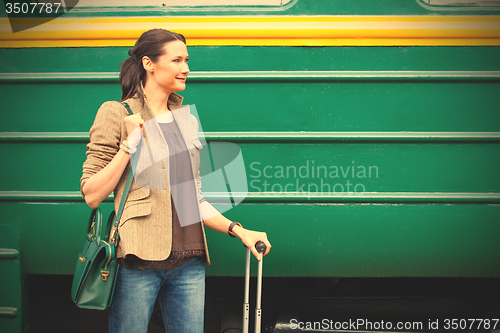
[228,222,242,238]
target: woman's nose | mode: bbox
[182,63,190,74]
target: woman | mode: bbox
[80,28,271,333]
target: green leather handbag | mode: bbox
[71,208,119,309]
[71,102,139,310]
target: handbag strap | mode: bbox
[109,102,142,245]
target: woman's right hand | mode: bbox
[124,113,144,148]
[83,112,140,207]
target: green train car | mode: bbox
[1,0,500,331]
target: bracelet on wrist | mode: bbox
[120,140,137,154]
[228,222,242,238]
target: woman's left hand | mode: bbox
[236,228,271,260]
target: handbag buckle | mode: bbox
[110,227,117,244]
[101,270,109,281]
[79,257,85,263]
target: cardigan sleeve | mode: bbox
[80,101,128,197]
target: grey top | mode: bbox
[159,120,204,252]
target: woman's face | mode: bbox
[145,40,190,94]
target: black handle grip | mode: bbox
[255,241,267,254]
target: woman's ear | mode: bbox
[142,56,154,73]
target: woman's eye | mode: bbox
[173,58,188,63]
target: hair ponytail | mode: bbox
[120,56,143,102]
[119,29,186,103]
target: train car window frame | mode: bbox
[76,0,294,7]
[417,0,500,7]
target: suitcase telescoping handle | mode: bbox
[243,241,267,333]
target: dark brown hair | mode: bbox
[119,29,186,102]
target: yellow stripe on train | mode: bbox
[1,16,500,47]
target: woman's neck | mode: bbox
[143,83,172,117]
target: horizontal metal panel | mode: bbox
[1,82,499,132]
[206,202,500,277]
[204,131,500,142]
[0,307,18,317]
[0,249,19,259]
[234,143,500,193]
[0,132,89,142]
[0,83,120,132]
[2,71,500,82]
[190,81,500,132]
[0,201,116,275]
[4,201,499,277]
[0,143,87,192]
[1,191,500,203]
[1,143,499,192]
[2,131,500,143]
[2,47,499,73]
[206,192,500,203]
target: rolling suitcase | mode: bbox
[243,241,267,333]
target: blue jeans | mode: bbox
[108,256,205,333]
